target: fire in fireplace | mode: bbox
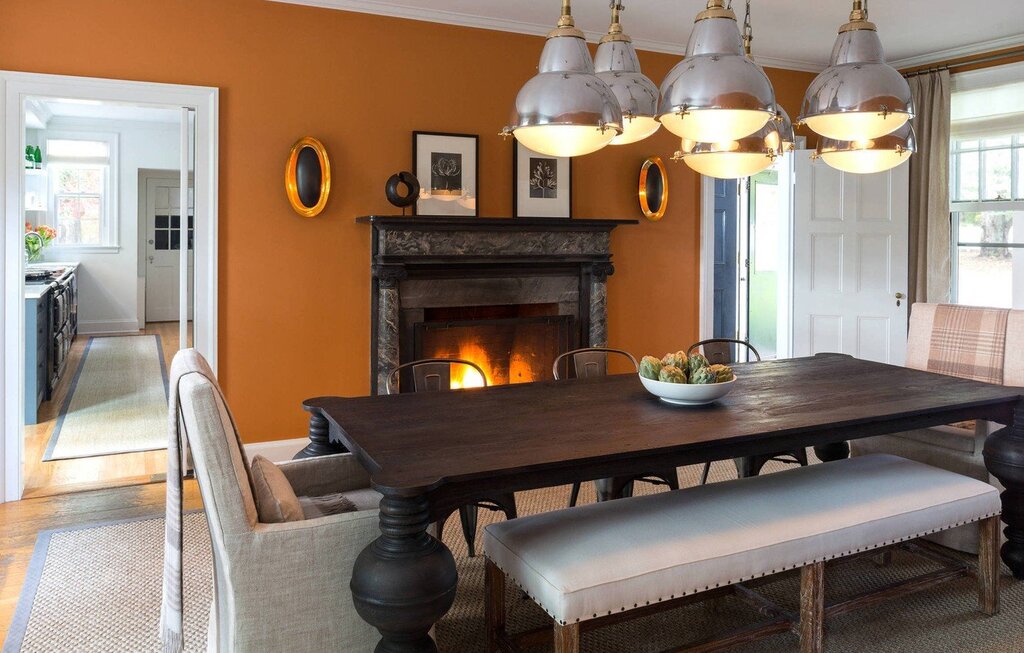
[413,304,574,389]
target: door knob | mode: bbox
[895,292,905,307]
[148,256,154,263]
[148,239,154,245]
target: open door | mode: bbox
[792,152,910,365]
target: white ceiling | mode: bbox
[25,98,181,129]
[272,0,1024,71]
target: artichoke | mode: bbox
[658,365,687,384]
[690,366,718,385]
[687,353,710,377]
[661,350,687,369]
[707,364,734,383]
[639,356,663,380]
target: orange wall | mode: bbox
[0,0,815,442]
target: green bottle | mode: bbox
[32,146,42,169]
[25,146,33,169]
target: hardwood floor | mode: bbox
[21,322,190,499]
[0,480,203,644]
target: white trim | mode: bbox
[699,176,716,342]
[76,319,141,335]
[0,72,219,504]
[243,437,309,464]
[267,0,825,72]
[889,33,1024,70]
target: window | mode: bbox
[45,133,118,248]
[950,67,1024,308]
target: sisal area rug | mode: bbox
[4,461,1024,652]
[43,335,168,461]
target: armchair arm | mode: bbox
[275,453,372,497]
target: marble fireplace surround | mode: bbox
[358,216,637,394]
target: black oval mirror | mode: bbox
[285,137,331,217]
[639,157,668,221]
[295,146,322,209]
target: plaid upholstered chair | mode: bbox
[851,303,1024,553]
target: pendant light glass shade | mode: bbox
[816,123,916,174]
[595,3,661,146]
[800,1,913,141]
[658,0,776,143]
[505,2,622,157]
[671,120,780,179]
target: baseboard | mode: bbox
[243,437,308,463]
[77,320,140,335]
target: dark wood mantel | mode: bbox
[355,215,639,231]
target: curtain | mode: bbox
[907,70,952,305]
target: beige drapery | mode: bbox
[908,70,952,305]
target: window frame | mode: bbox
[950,134,1023,203]
[44,130,119,251]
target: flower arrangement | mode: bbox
[24,223,56,262]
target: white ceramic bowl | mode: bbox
[639,373,737,406]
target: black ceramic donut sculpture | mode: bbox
[385,171,420,208]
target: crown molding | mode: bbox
[268,0,826,72]
[890,33,1024,70]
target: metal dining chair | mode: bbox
[687,339,808,483]
[552,347,680,506]
[386,358,517,557]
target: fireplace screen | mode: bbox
[413,305,573,388]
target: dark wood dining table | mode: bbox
[300,353,1024,653]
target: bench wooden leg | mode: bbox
[979,515,1001,616]
[800,562,825,653]
[554,622,580,653]
[486,560,506,653]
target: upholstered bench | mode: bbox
[483,454,1001,653]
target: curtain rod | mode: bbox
[903,47,1024,78]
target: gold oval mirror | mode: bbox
[285,137,331,217]
[639,156,668,221]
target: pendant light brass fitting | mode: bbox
[697,0,736,22]
[601,2,632,44]
[550,0,585,38]
[839,0,876,33]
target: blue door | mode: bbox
[713,179,739,341]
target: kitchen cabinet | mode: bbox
[24,263,79,425]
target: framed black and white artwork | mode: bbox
[412,132,478,216]
[513,140,572,218]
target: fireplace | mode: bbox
[412,304,574,389]
[360,216,636,394]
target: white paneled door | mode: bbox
[144,177,194,322]
[792,153,910,365]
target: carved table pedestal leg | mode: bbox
[813,441,850,463]
[294,407,347,460]
[351,494,458,653]
[983,402,1024,579]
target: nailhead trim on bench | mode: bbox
[487,512,1000,625]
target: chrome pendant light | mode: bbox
[658,0,776,143]
[595,2,661,146]
[800,0,913,141]
[814,123,916,174]
[671,0,783,180]
[504,0,623,157]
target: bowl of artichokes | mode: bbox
[637,351,736,406]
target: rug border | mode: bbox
[43,334,168,462]
[1,510,204,653]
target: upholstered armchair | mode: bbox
[851,303,1024,553]
[168,350,380,652]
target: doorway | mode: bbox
[1,73,217,502]
[702,158,794,362]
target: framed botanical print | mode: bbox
[513,141,572,218]
[413,132,478,216]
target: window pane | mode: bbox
[78,168,103,194]
[983,136,1012,148]
[957,139,979,151]
[957,151,979,201]
[1017,146,1024,200]
[955,211,1024,309]
[55,196,102,245]
[55,167,80,194]
[46,139,109,159]
[983,148,1012,200]
[155,230,168,250]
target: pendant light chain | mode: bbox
[742,0,753,54]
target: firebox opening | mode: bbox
[414,304,573,389]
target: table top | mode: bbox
[310,354,1022,496]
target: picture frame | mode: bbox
[412,131,479,217]
[513,140,572,219]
